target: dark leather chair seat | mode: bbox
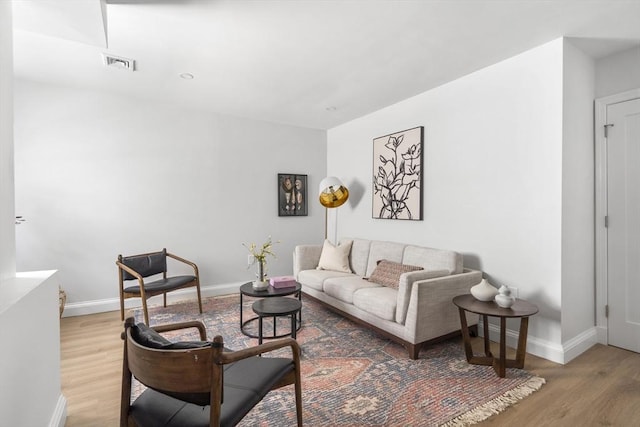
[124,275,197,294]
[130,357,295,427]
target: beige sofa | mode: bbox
[293,238,482,359]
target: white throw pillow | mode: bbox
[316,240,353,273]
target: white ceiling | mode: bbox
[12,0,640,130]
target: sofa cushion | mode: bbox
[342,238,371,277]
[317,240,353,273]
[298,269,353,292]
[402,245,463,274]
[324,276,381,304]
[368,260,423,289]
[365,241,406,277]
[353,286,398,322]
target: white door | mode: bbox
[607,98,640,352]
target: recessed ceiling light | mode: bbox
[179,73,194,80]
[326,106,337,111]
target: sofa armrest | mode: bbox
[404,268,483,343]
[293,245,323,277]
[396,269,450,324]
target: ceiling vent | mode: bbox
[102,53,135,71]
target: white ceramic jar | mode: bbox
[494,285,515,308]
[470,279,499,301]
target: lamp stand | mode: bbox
[324,207,328,240]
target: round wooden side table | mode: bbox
[453,294,538,378]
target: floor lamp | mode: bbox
[319,176,349,241]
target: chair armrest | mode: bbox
[116,261,147,299]
[293,245,323,277]
[166,252,200,277]
[215,336,301,364]
[404,269,483,342]
[153,321,207,341]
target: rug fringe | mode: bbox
[440,376,546,427]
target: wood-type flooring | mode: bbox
[60,310,640,426]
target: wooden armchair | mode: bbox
[116,248,203,325]
[120,317,303,427]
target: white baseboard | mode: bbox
[62,282,243,317]
[596,325,608,345]
[49,394,67,427]
[481,320,598,365]
[562,328,598,363]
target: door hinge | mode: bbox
[605,305,609,318]
[605,215,609,228]
[604,123,614,138]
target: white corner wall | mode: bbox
[0,271,66,427]
[2,7,65,426]
[595,45,640,99]
[14,81,326,313]
[328,39,566,361]
[0,1,16,281]
[560,40,597,362]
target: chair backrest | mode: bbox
[119,249,167,281]
[125,324,219,406]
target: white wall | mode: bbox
[1,6,65,426]
[595,45,640,98]
[14,80,326,312]
[561,40,597,359]
[0,271,65,427]
[328,39,567,361]
[0,1,16,281]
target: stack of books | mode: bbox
[269,276,297,289]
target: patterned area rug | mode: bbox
[133,294,544,426]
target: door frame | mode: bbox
[594,88,640,345]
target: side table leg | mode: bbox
[273,316,277,337]
[258,316,263,345]
[291,312,297,340]
[482,314,492,357]
[495,317,507,378]
[515,316,530,368]
[458,307,474,362]
[298,291,302,327]
[239,292,244,330]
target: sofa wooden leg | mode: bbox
[407,343,421,359]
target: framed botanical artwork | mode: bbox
[372,126,424,220]
[278,174,307,216]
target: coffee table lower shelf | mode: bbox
[241,316,302,339]
[251,297,302,344]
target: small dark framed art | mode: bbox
[278,174,307,216]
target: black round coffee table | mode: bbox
[239,281,302,338]
[252,297,302,344]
